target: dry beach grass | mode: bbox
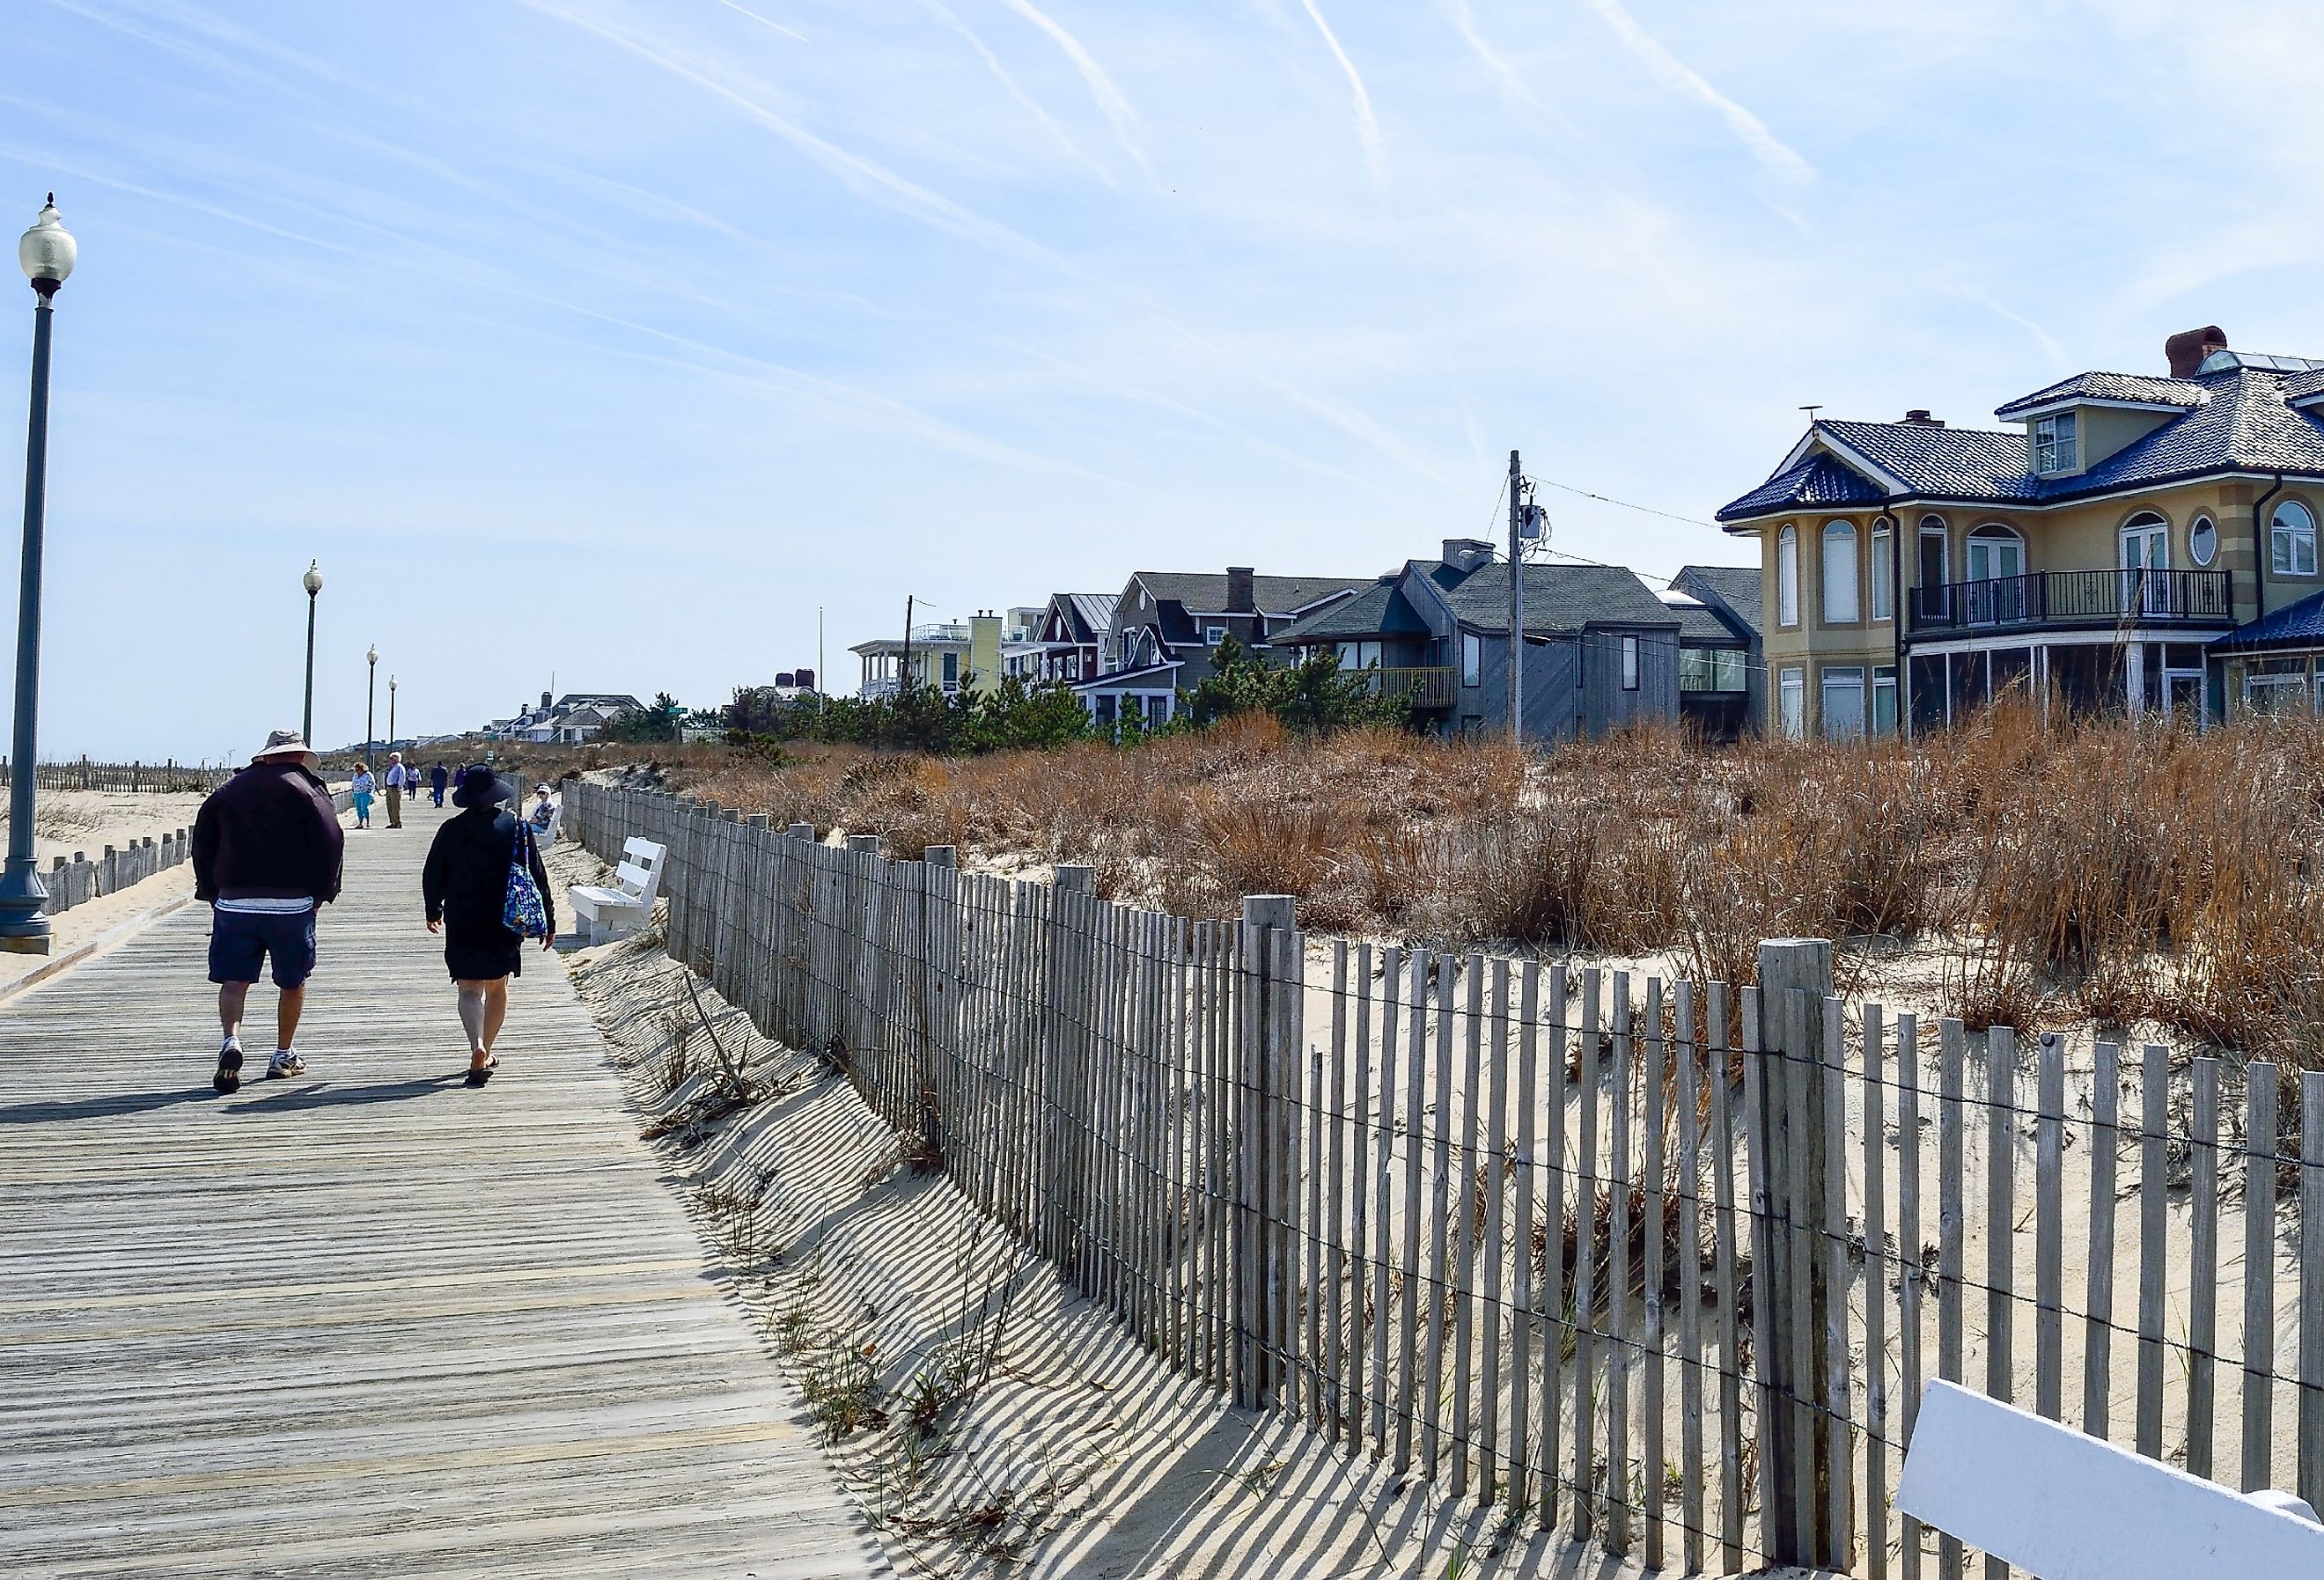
[541,706,2324,1063]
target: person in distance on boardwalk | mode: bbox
[349,761,376,829]
[422,765,555,1086]
[383,752,408,829]
[191,729,345,1092]
[430,760,448,808]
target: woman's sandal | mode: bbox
[464,1057,498,1087]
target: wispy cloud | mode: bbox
[706,0,807,45]
[992,0,1150,175]
[919,0,1114,184]
[1577,0,1813,186]
[515,0,1059,265]
[1436,0,1526,103]
[1298,0,1385,185]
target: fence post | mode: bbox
[788,821,814,841]
[1748,937,1842,1569]
[1236,893,1298,1410]
[1048,865,1097,1274]
[917,845,956,1167]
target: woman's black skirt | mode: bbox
[445,921,523,982]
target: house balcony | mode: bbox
[1908,569,2233,637]
[1356,665,1457,709]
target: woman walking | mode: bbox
[422,765,555,1085]
[349,762,376,829]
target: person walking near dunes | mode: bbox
[191,730,345,1092]
[422,765,555,1085]
[384,752,409,828]
[430,760,448,808]
[349,762,376,829]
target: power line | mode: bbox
[1529,474,1725,533]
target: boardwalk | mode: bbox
[0,800,886,1579]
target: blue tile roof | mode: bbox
[2214,587,2324,653]
[1715,452,1888,519]
[1719,366,2324,524]
[1993,371,2207,419]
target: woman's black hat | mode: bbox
[452,764,507,809]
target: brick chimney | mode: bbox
[2166,325,2228,378]
[541,689,552,711]
[1225,566,1255,614]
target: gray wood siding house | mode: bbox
[1272,538,1703,742]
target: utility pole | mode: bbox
[901,594,915,698]
[818,605,826,694]
[1508,449,1526,745]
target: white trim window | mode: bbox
[2033,412,2078,473]
[1777,666,1806,739]
[1871,520,1894,621]
[1872,665,1898,737]
[2274,501,2318,577]
[1207,625,1228,646]
[1460,632,1482,687]
[1821,665,1867,740]
[1777,525,1799,627]
[2189,513,2218,567]
[1620,635,1640,690]
[1822,520,1858,623]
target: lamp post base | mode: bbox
[0,931,51,954]
[0,869,54,951]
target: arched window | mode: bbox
[1871,518,1894,621]
[1966,523,2025,583]
[2120,510,2168,571]
[1777,525,1799,627]
[1822,520,1859,623]
[2274,501,2317,577]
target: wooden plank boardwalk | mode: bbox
[0,800,887,1579]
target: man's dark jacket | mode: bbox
[192,760,345,904]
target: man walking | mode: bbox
[384,751,408,829]
[192,730,345,1092]
[430,760,448,807]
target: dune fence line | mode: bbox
[567,780,2324,1578]
[0,757,237,793]
[37,830,190,916]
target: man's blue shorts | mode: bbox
[208,908,318,989]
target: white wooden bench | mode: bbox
[1895,1378,2324,1580]
[570,837,665,946]
[523,800,563,849]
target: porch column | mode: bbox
[2126,643,2145,718]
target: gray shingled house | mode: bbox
[1269,538,1748,742]
[1073,566,1372,725]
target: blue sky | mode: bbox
[0,0,2312,758]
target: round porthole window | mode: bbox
[2190,514,2217,567]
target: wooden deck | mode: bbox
[0,800,887,1579]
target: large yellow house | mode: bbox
[1716,327,2324,737]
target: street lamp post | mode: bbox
[364,644,378,761]
[0,196,77,953]
[300,560,321,746]
[387,673,396,748]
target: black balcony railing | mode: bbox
[1908,568,2232,633]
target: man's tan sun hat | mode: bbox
[252,729,316,763]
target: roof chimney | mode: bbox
[1441,537,1495,573]
[541,689,552,710]
[2166,325,2229,378]
[1901,408,1945,426]
[1225,566,1254,614]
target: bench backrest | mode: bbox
[1895,1379,2324,1579]
[615,838,667,904]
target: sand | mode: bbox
[0,787,210,864]
[548,840,1690,1580]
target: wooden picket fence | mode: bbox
[37,830,191,915]
[566,781,2324,1577]
[0,758,237,793]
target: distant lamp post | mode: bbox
[300,560,322,747]
[364,644,379,761]
[0,195,77,953]
[386,672,397,748]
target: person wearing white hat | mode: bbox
[189,730,345,1092]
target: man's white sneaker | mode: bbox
[213,1040,244,1095]
[266,1050,307,1079]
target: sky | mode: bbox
[0,0,2317,759]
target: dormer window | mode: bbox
[2033,413,2078,474]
